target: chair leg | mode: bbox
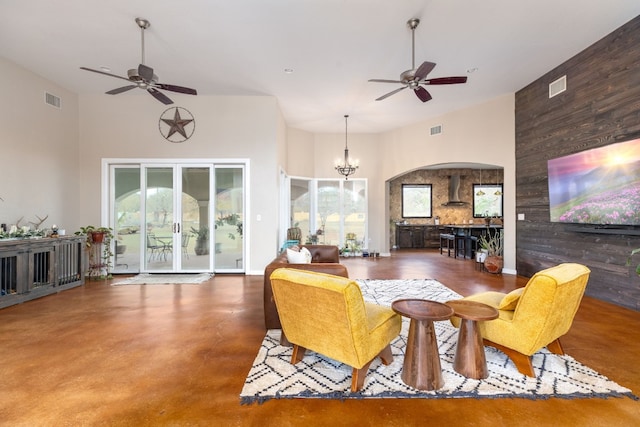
[351,344,394,392]
[484,339,535,377]
[546,338,564,355]
[378,343,394,365]
[291,344,307,364]
[279,330,292,347]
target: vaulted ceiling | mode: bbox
[1,1,639,133]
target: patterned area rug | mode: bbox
[112,273,212,285]
[241,279,634,404]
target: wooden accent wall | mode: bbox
[515,15,640,311]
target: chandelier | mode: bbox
[335,114,359,179]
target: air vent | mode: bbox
[44,91,61,109]
[549,75,566,98]
[430,124,442,136]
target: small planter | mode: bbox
[90,231,105,243]
[484,255,503,274]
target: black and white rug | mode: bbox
[240,279,634,404]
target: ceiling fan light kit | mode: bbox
[368,18,467,103]
[80,17,197,105]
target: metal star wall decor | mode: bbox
[158,107,195,142]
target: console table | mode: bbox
[0,236,85,309]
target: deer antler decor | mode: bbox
[29,214,49,229]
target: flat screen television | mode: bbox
[547,137,640,226]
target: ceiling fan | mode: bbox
[80,17,197,105]
[369,18,467,103]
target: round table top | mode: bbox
[392,299,454,321]
[445,299,499,321]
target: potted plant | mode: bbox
[190,225,210,255]
[75,226,114,279]
[478,228,503,273]
[627,248,640,276]
[215,213,243,240]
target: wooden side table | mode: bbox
[446,300,499,379]
[392,299,454,390]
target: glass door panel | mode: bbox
[214,167,244,271]
[144,167,174,271]
[112,166,141,274]
[180,166,212,271]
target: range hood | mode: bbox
[442,174,468,206]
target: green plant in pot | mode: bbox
[215,213,243,240]
[190,226,210,255]
[627,248,640,276]
[479,228,503,274]
[75,225,114,279]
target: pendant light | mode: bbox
[476,168,485,196]
[335,114,359,180]
[494,169,502,195]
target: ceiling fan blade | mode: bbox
[368,79,403,84]
[138,64,154,82]
[424,76,468,85]
[156,83,197,95]
[106,85,137,95]
[414,86,432,102]
[375,86,407,101]
[148,88,173,105]
[414,61,436,81]
[80,67,131,82]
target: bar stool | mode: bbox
[468,236,479,260]
[439,234,455,256]
[454,234,466,258]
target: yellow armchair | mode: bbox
[451,263,591,377]
[269,268,402,392]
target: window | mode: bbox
[473,184,503,218]
[288,178,367,247]
[401,184,432,218]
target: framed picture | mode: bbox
[402,184,432,218]
[473,184,503,218]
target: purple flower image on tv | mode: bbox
[547,138,640,226]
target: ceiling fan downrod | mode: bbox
[408,18,419,71]
[135,17,150,65]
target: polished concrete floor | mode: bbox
[1,250,639,426]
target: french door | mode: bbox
[109,162,245,274]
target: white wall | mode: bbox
[0,57,80,232]
[78,94,281,273]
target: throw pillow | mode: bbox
[287,247,311,264]
[300,246,312,263]
[498,287,525,310]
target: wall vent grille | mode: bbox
[430,125,442,136]
[45,92,61,109]
[549,75,567,98]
